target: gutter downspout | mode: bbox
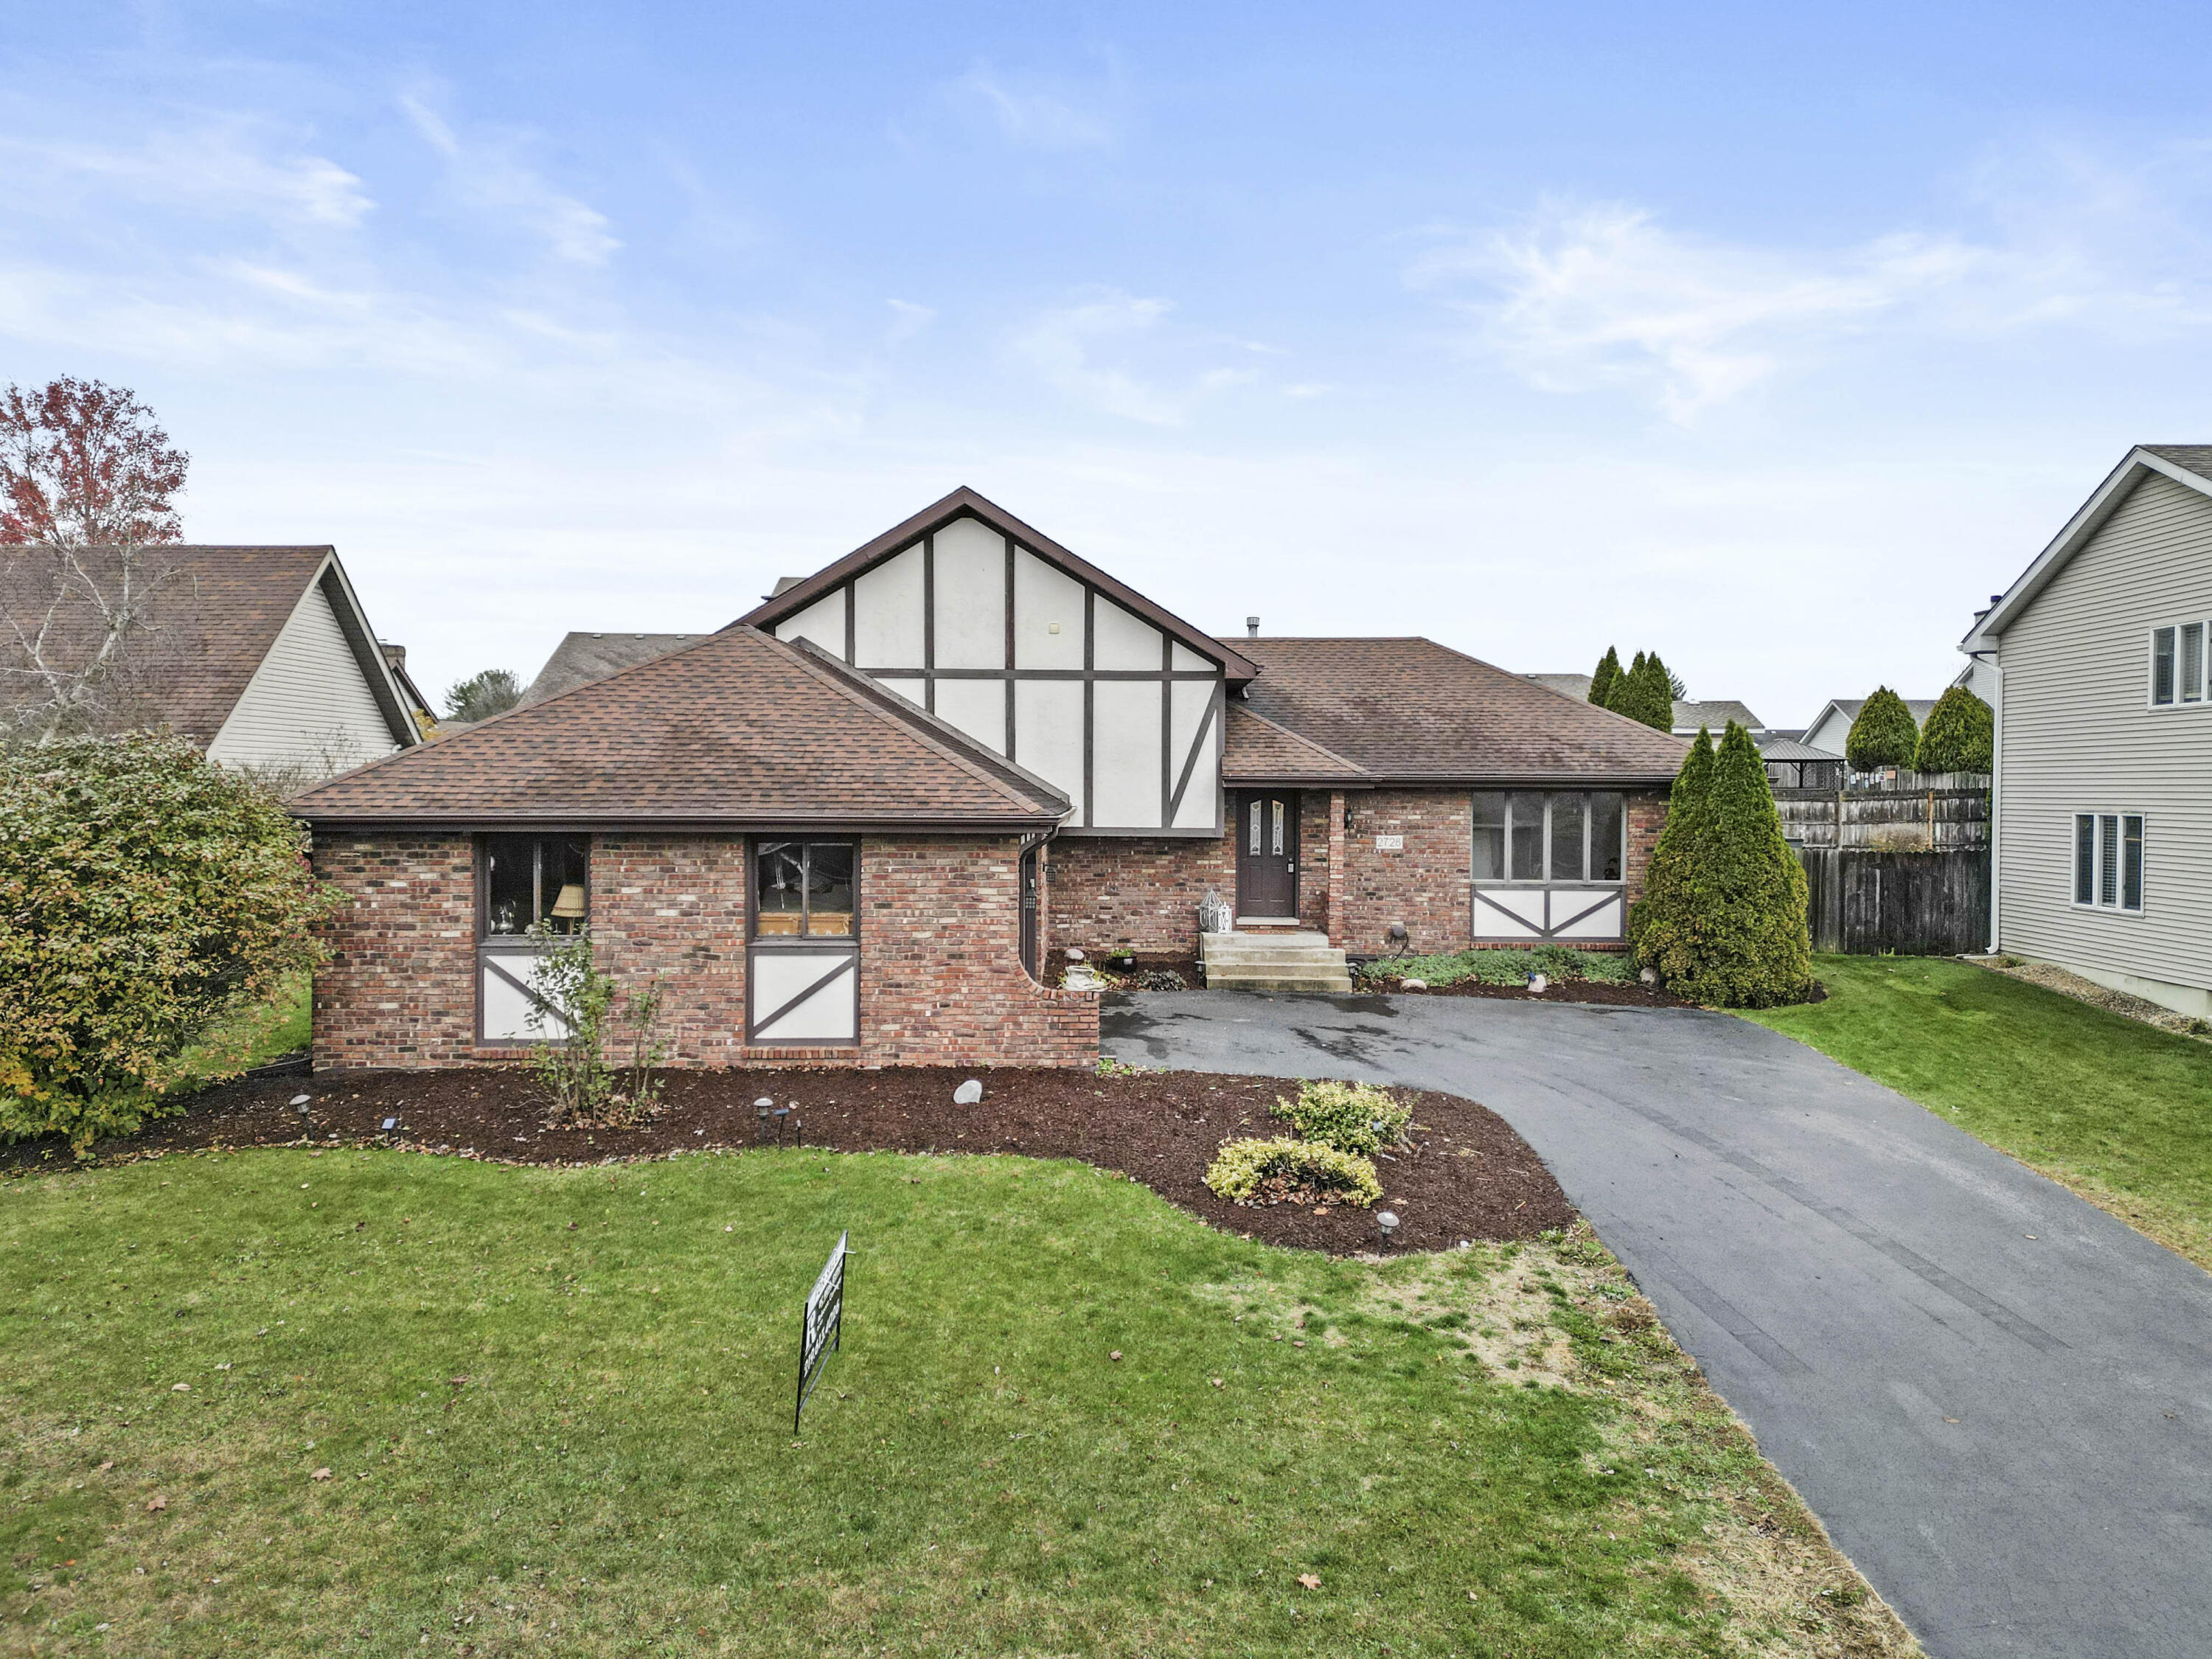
[1986,657,2003,954]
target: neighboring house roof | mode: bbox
[1221,701,1369,784]
[1965,445,2212,650]
[0,543,418,751]
[518,631,706,707]
[1231,639,1688,785]
[1520,673,1764,734]
[1810,697,1938,733]
[379,642,436,730]
[1756,735,1842,762]
[738,486,1262,684]
[289,626,1071,832]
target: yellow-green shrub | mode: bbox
[1203,1137,1383,1207]
[0,734,338,1152]
[1271,1078,1411,1155]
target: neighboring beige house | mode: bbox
[1801,696,1938,759]
[0,543,421,781]
[1961,443,2212,1016]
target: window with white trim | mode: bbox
[2151,622,2211,706]
[2073,812,2143,912]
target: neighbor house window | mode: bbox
[2073,812,2143,913]
[1473,792,1627,883]
[753,841,857,937]
[480,835,588,936]
[2151,622,2212,706]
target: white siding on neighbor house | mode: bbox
[206,577,403,778]
[1805,706,1854,755]
[1997,469,2212,993]
[771,512,1225,832]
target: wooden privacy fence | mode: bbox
[1775,771,1989,852]
[1796,847,1989,956]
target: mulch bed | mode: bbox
[1358,973,1689,1007]
[1045,949,1203,990]
[0,1065,1576,1255]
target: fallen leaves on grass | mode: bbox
[310,1468,332,1481]
[1297,1573,1321,1590]
[145,1495,166,1513]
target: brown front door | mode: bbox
[1236,792,1298,918]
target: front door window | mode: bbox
[1237,791,1298,917]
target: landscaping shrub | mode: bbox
[0,733,338,1151]
[1845,687,1919,771]
[527,929,670,1129]
[1633,723,1813,1009]
[1356,947,1633,988]
[1588,645,1623,708]
[1913,685,1993,773]
[1605,650,1675,731]
[1625,726,1715,989]
[1203,1136,1384,1207]
[1271,1078,1411,1155]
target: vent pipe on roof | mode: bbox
[1245,616,1259,639]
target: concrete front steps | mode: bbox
[1199,930,1353,993]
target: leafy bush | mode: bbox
[1271,1078,1411,1155]
[1203,1136,1383,1207]
[527,928,670,1129]
[0,734,338,1152]
[1845,687,1919,771]
[1357,946,1632,988]
[1630,722,1814,1008]
[1913,686,1993,773]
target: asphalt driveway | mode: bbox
[1103,990,2212,1659]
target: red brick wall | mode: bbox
[310,832,477,1070]
[311,831,1096,1071]
[1338,790,1475,954]
[588,834,749,1065]
[859,836,1096,1065]
[1046,835,1234,956]
[1626,792,1667,908]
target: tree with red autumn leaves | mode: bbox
[0,378,194,742]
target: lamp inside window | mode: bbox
[482,835,589,936]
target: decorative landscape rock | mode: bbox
[953,1079,983,1105]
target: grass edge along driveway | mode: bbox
[1745,955,2212,1275]
[4,1145,1913,1657]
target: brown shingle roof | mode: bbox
[518,631,706,706]
[0,544,411,746]
[290,626,1071,831]
[1225,638,1688,785]
[1221,701,1368,783]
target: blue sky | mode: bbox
[6,1,2210,726]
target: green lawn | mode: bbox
[156,973,313,1096]
[1,1147,1907,1657]
[1745,956,2212,1271]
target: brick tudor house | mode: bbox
[291,489,1686,1072]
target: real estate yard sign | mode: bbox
[796,1231,847,1432]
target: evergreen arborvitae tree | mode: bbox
[1913,685,1993,773]
[1627,726,1715,985]
[1589,646,1623,709]
[1668,722,1815,1008]
[1634,651,1678,731]
[1845,686,1919,771]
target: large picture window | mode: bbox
[753,841,858,938]
[1473,792,1626,883]
[2073,812,2143,913]
[480,835,588,936]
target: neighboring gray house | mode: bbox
[1961,443,2212,1017]
[1802,696,1938,759]
[1523,672,1764,736]
[517,632,706,707]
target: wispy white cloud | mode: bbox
[942,63,1116,150]
[1009,291,1185,424]
[0,124,372,229]
[1413,203,1979,420]
[400,93,619,266]
[886,298,935,342]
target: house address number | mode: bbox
[1373,834,1405,852]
